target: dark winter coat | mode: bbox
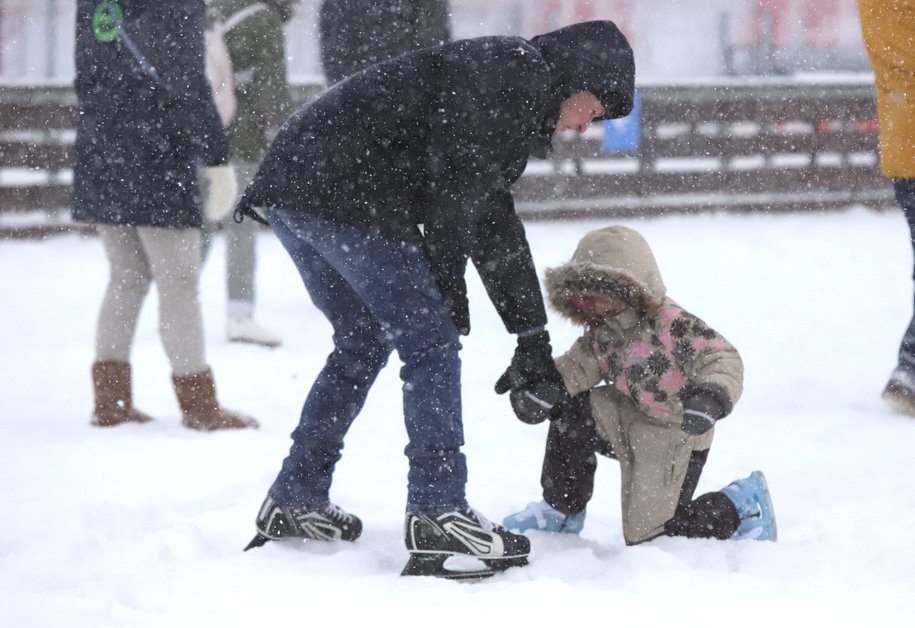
[208,0,296,162]
[72,0,229,228]
[239,21,634,334]
[318,0,451,85]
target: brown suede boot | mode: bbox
[91,361,155,427]
[172,368,259,431]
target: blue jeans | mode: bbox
[894,179,915,373]
[266,208,468,514]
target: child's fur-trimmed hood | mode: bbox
[545,225,666,325]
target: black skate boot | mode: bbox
[401,508,530,580]
[244,496,362,550]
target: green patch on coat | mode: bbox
[93,1,122,43]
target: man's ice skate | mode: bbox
[720,471,777,541]
[401,508,530,581]
[502,500,585,534]
[243,496,362,550]
[881,368,915,417]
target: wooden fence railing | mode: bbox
[0,85,79,238]
[0,78,895,238]
[513,78,894,218]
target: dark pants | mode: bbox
[894,178,915,374]
[266,209,468,514]
[542,393,739,542]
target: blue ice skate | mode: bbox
[720,471,777,541]
[502,500,585,534]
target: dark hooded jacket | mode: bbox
[72,0,228,228]
[318,0,452,85]
[239,21,634,334]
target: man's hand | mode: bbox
[496,331,569,424]
[495,331,560,393]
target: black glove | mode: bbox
[509,381,569,425]
[681,386,730,436]
[496,332,568,419]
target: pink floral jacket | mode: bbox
[555,297,744,426]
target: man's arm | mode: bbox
[422,42,551,333]
[470,189,547,334]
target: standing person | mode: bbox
[72,0,258,431]
[500,226,777,545]
[857,0,915,416]
[205,0,299,348]
[318,0,451,86]
[236,21,635,577]
[237,21,635,579]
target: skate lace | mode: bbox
[467,507,495,532]
[323,503,353,523]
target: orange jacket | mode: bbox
[858,0,915,177]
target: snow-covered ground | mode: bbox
[3,207,914,626]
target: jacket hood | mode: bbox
[545,225,666,324]
[528,20,635,121]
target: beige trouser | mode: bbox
[95,225,207,377]
[590,385,715,544]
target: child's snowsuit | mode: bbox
[544,226,744,544]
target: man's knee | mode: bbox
[332,331,393,381]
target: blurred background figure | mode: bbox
[205,0,300,348]
[71,0,258,431]
[318,0,451,85]
[856,0,915,416]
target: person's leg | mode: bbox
[91,225,155,426]
[619,409,767,543]
[541,392,614,515]
[502,394,598,533]
[95,225,152,363]
[266,213,393,508]
[136,227,207,376]
[138,226,256,430]
[270,210,468,513]
[662,449,740,540]
[882,179,915,413]
[225,161,257,310]
[613,395,717,544]
[894,178,915,372]
[264,211,528,571]
[225,217,258,312]
[223,161,281,346]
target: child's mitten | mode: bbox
[681,385,731,435]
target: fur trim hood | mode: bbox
[545,225,666,324]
